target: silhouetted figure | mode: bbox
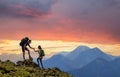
[34,45,45,68]
[19,37,35,60]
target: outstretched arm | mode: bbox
[28,44,35,50]
[34,50,39,52]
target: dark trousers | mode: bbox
[37,58,43,68]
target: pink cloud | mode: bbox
[0,0,120,44]
[0,0,57,18]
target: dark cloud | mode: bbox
[0,0,58,18]
[53,0,120,43]
[0,0,120,44]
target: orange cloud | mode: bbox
[0,40,11,44]
[0,0,120,44]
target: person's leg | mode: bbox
[40,58,43,68]
[26,48,32,60]
[23,52,25,60]
[22,46,25,60]
[37,58,40,67]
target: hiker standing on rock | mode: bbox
[34,45,45,68]
[19,37,35,60]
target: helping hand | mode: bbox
[33,48,35,51]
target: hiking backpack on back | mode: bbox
[41,50,45,56]
[19,38,29,46]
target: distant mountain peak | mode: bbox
[66,46,90,60]
[72,45,90,53]
[93,47,101,50]
[90,47,107,55]
[75,46,90,50]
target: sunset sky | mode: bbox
[0,0,120,61]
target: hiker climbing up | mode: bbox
[19,37,35,60]
[34,45,45,68]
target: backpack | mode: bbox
[41,50,45,56]
[19,37,29,46]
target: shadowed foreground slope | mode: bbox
[0,60,73,77]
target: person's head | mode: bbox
[28,40,31,44]
[25,37,29,40]
[38,45,42,49]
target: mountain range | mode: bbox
[43,46,120,77]
[69,57,120,77]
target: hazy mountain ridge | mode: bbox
[44,46,120,77]
[66,46,90,60]
[69,57,120,77]
[44,54,74,71]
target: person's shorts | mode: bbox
[21,46,29,52]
